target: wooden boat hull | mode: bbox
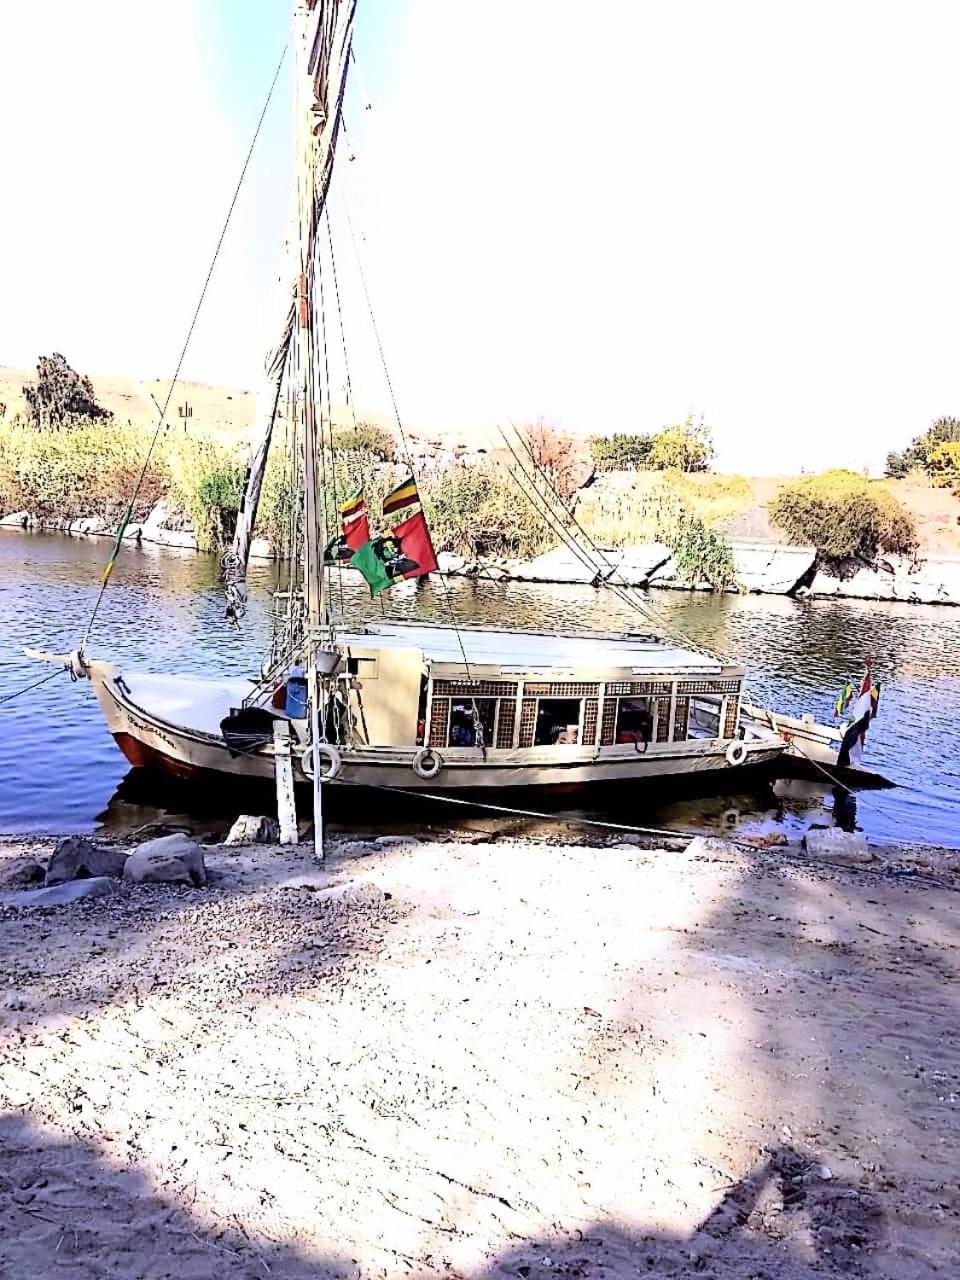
[90,661,786,794]
[740,702,895,788]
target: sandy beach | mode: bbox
[1,832,958,1278]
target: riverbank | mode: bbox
[6,511,960,606]
[1,831,958,1278]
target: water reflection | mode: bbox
[1,529,958,845]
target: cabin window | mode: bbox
[615,697,655,745]
[448,697,498,747]
[346,656,378,679]
[534,698,582,746]
[687,694,723,740]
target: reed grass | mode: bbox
[0,420,738,584]
[0,420,243,552]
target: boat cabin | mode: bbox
[335,621,743,752]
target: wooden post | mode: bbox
[668,682,678,742]
[273,721,298,846]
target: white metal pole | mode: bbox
[309,662,324,860]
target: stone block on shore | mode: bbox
[810,555,960,606]
[123,834,207,886]
[0,511,32,528]
[0,857,45,890]
[67,516,107,535]
[731,542,816,594]
[514,542,671,587]
[2,877,119,910]
[436,551,466,574]
[224,816,280,846]
[802,828,873,863]
[45,837,128,886]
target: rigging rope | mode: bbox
[502,421,730,663]
[336,180,477,684]
[80,42,288,651]
[499,423,872,794]
[325,207,359,434]
[0,666,67,709]
[316,233,345,618]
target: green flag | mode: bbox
[350,538,395,596]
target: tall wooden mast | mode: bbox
[293,0,358,858]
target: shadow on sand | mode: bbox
[0,1110,880,1279]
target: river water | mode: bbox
[2,529,958,847]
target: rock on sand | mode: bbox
[1,877,119,910]
[122,834,207,887]
[45,837,128,885]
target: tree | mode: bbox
[927,441,960,492]
[23,353,111,427]
[588,432,654,471]
[646,416,713,472]
[770,470,918,562]
[522,420,585,499]
[885,416,960,478]
[331,421,395,462]
[588,417,714,473]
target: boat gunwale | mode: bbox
[99,669,784,770]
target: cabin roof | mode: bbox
[338,621,729,677]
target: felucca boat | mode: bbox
[31,0,790,851]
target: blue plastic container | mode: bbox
[284,665,308,719]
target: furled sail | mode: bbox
[223,298,294,622]
[223,0,358,622]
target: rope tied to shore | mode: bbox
[0,666,68,709]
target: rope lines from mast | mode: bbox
[315,239,346,619]
[80,41,288,650]
[324,208,360,435]
[497,427,676,636]
[499,422,732,665]
[336,180,477,686]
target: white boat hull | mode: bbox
[741,703,841,766]
[89,662,785,794]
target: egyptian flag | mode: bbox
[382,476,419,516]
[837,670,880,767]
[341,487,370,551]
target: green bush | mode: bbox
[589,432,653,471]
[422,462,550,558]
[330,421,395,462]
[166,437,244,552]
[770,470,918,561]
[23,353,111,427]
[927,441,960,491]
[886,416,960,478]
[646,418,713,472]
[588,417,713,474]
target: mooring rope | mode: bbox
[80,42,288,651]
[0,666,67,709]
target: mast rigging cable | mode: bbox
[81,42,288,648]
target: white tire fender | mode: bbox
[725,740,748,767]
[301,742,342,781]
[412,747,443,780]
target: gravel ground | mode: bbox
[0,833,958,1279]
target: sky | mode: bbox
[1,1,959,475]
